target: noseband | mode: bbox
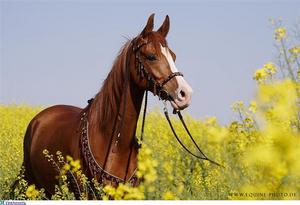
[132,39,183,101]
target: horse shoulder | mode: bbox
[29,104,83,157]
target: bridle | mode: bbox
[132,38,183,101]
[79,37,222,194]
[132,37,222,167]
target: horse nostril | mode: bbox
[180,90,186,98]
[177,89,186,101]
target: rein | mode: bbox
[139,96,222,167]
[135,39,222,167]
[163,105,223,167]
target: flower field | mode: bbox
[1,20,300,200]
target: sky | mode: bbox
[1,0,300,124]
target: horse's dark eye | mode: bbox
[146,54,157,61]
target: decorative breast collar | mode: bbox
[80,112,138,185]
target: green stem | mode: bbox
[295,56,300,69]
[237,109,250,134]
[280,40,296,81]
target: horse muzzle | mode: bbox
[170,84,193,110]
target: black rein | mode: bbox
[135,38,222,167]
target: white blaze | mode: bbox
[160,44,193,100]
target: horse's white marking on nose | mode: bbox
[160,44,178,74]
[160,44,193,99]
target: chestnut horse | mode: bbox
[21,14,192,196]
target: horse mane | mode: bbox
[89,40,132,133]
[88,32,167,134]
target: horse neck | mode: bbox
[115,77,144,150]
[87,43,144,178]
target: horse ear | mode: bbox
[157,15,170,37]
[141,13,155,37]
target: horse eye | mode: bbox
[146,54,157,61]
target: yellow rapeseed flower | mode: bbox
[66,155,73,162]
[231,101,244,112]
[63,164,70,171]
[274,27,286,41]
[297,70,300,79]
[289,46,300,55]
[136,145,158,183]
[103,185,116,196]
[64,155,81,172]
[229,121,239,131]
[25,184,39,199]
[253,68,267,82]
[204,116,217,126]
[70,159,81,172]
[263,62,277,74]
[177,183,184,194]
[253,62,277,83]
[163,191,177,200]
[248,101,257,113]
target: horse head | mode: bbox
[131,14,193,111]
